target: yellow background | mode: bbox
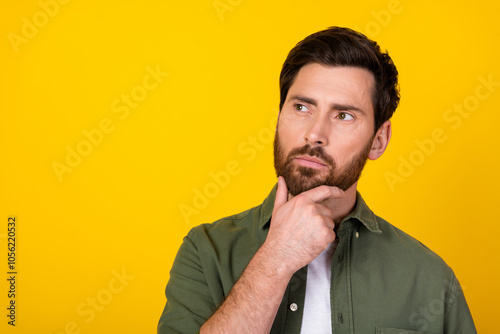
[1,0,498,333]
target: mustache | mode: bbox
[287,145,334,166]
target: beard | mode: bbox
[273,131,373,196]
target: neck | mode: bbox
[322,184,358,228]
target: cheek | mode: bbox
[276,132,294,157]
[277,121,304,148]
[328,132,370,163]
[330,131,356,150]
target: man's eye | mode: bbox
[294,104,309,112]
[338,112,354,120]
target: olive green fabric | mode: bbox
[158,185,476,333]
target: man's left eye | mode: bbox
[338,112,354,120]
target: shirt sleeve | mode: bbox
[444,273,477,334]
[158,229,216,334]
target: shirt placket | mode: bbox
[330,221,354,334]
[273,266,308,334]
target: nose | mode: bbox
[305,115,329,147]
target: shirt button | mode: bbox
[355,232,359,238]
[289,303,298,312]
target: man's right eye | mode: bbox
[294,104,309,112]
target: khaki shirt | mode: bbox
[158,185,476,333]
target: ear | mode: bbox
[368,120,392,160]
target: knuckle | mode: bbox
[320,185,343,198]
[325,232,336,244]
[317,185,331,196]
[305,203,317,214]
[333,187,345,197]
[310,214,324,225]
[295,195,308,205]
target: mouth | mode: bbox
[293,155,329,169]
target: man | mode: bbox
[158,27,476,333]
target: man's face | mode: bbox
[274,63,377,196]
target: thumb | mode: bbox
[274,176,289,210]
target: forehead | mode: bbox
[288,63,375,115]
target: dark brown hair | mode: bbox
[279,27,400,131]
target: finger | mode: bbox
[314,204,335,220]
[324,217,336,231]
[301,185,345,203]
[311,215,335,236]
[273,176,289,210]
[325,228,336,244]
[304,200,334,219]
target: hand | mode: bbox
[263,176,345,274]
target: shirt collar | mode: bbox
[259,183,277,229]
[342,191,382,234]
[259,183,381,234]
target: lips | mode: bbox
[293,155,329,169]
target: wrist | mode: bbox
[255,241,296,281]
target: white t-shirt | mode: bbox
[300,239,339,334]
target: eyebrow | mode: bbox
[289,94,366,115]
